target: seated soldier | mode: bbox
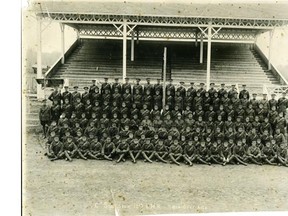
[207,141,222,165]
[76,135,89,160]
[119,125,132,139]
[158,126,168,140]
[63,136,77,162]
[246,140,262,165]
[164,134,174,148]
[51,100,62,123]
[152,114,163,130]
[179,135,187,149]
[58,113,69,128]
[163,114,173,130]
[220,141,232,166]
[182,126,193,141]
[129,138,142,163]
[88,134,103,160]
[196,140,211,165]
[141,138,155,163]
[183,105,193,120]
[115,139,129,163]
[183,139,196,166]
[168,139,183,166]
[168,126,180,140]
[274,128,286,146]
[79,112,88,129]
[46,136,64,161]
[174,113,185,131]
[192,135,201,148]
[261,141,277,166]
[277,143,288,167]
[231,140,248,166]
[153,139,168,163]
[102,137,116,161]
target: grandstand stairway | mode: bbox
[50,39,280,93]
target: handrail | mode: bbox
[44,38,81,78]
[253,44,288,85]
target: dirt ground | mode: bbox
[23,132,288,216]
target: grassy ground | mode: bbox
[23,132,288,216]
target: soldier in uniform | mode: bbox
[71,86,81,106]
[193,92,203,112]
[197,83,206,98]
[63,136,77,162]
[62,86,72,104]
[177,81,186,98]
[277,143,288,166]
[129,138,142,163]
[239,84,250,100]
[250,93,259,111]
[81,87,90,104]
[90,86,102,106]
[39,99,51,138]
[166,79,175,96]
[246,140,262,165]
[122,88,132,109]
[153,139,168,163]
[62,98,73,118]
[154,79,163,96]
[74,97,84,119]
[51,100,62,122]
[141,138,155,163]
[144,78,154,95]
[133,78,143,95]
[220,141,233,166]
[187,82,197,101]
[48,85,62,104]
[182,140,196,166]
[275,112,287,135]
[101,137,116,161]
[143,89,153,110]
[46,136,64,161]
[278,92,288,115]
[111,78,122,94]
[153,89,162,110]
[101,78,111,94]
[261,141,277,165]
[196,140,211,165]
[89,135,103,160]
[122,77,132,94]
[218,83,227,99]
[207,142,222,164]
[208,83,217,99]
[221,92,230,111]
[269,93,278,110]
[166,90,175,110]
[174,90,184,112]
[168,139,183,166]
[231,140,248,166]
[228,84,237,99]
[89,79,97,94]
[115,139,129,163]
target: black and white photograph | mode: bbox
[22,0,288,215]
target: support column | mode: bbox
[37,16,43,100]
[60,23,65,64]
[200,33,204,64]
[131,31,134,61]
[206,22,212,91]
[162,47,167,109]
[195,31,198,47]
[268,30,274,71]
[122,19,127,82]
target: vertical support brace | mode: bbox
[195,31,198,47]
[60,23,65,64]
[162,47,167,109]
[206,22,212,91]
[37,16,43,99]
[268,29,274,71]
[122,19,127,82]
[200,33,204,64]
[131,31,134,62]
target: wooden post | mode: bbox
[206,22,212,91]
[131,31,134,61]
[37,16,43,100]
[195,31,198,47]
[162,47,167,109]
[60,23,65,64]
[122,19,127,82]
[200,33,204,64]
[268,30,274,71]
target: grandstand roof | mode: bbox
[30,0,288,20]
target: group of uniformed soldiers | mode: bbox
[39,78,288,166]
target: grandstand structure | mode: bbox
[26,1,288,129]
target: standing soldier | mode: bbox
[166,90,175,110]
[74,97,84,119]
[154,79,163,96]
[48,85,62,104]
[177,81,186,98]
[51,100,61,123]
[278,92,288,115]
[218,83,227,99]
[153,89,162,110]
[89,79,97,94]
[259,93,270,110]
[81,87,90,104]
[101,78,111,94]
[111,78,122,94]
[228,84,237,99]
[122,77,132,94]
[166,79,175,96]
[90,86,101,106]
[122,88,132,109]
[62,98,73,118]
[62,86,72,104]
[143,89,153,110]
[71,86,81,106]
[239,84,250,99]
[187,82,197,101]
[269,93,278,110]
[133,78,143,95]
[144,78,154,95]
[112,87,122,108]
[39,99,51,138]
[250,93,259,111]
[197,83,206,98]
[174,90,184,112]
[208,83,217,99]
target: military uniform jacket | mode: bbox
[117,142,129,151]
[142,142,154,151]
[133,84,143,95]
[39,105,51,121]
[274,133,286,144]
[187,87,197,99]
[169,144,183,154]
[154,84,163,95]
[81,92,90,104]
[89,84,98,94]
[177,86,186,98]
[157,128,168,139]
[90,92,102,105]
[155,144,167,152]
[228,89,237,99]
[152,119,163,129]
[218,88,227,99]
[153,95,162,107]
[130,142,141,151]
[111,83,122,94]
[268,99,278,109]
[193,96,203,110]
[74,102,84,117]
[233,146,246,156]
[277,148,288,158]
[122,83,132,94]
[48,90,62,103]
[247,146,261,156]
[250,99,259,111]
[72,92,81,105]
[239,89,250,99]
[275,117,286,129]
[103,142,115,153]
[112,93,122,105]
[209,145,220,156]
[197,146,209,156]
[262,146,276,157]
[101,83,111,94]
[62,91,72,103]
[51,104,62,118]
[166,84,175,96]
[197,88,206,97]
[63,141,77,152]
[122,93,132,105]
[221,146,231,157]
[50,141,63,154]
[268,110,278,123]
[90,141,102,152]
[245,108,255,119]
[184,145,196,156]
